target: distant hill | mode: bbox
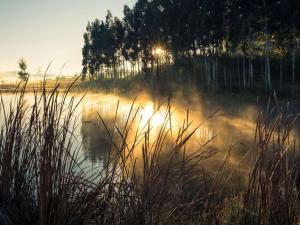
[0,71,71,83]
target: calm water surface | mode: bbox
[1,91,299,173]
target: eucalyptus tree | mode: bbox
[269,0,292,88]
[82,11,126,80]
[123,4,141,76]
[81,0,299,94]
[287,0,300,87]
[229,0,261,90]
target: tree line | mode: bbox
[82,0,300,92]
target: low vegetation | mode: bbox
[0,81,298,225]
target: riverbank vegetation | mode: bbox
[0,81,298,225]
[0,0,299,224]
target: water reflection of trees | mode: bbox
[78,94,300,183]
[80,97,255,166]
[81,101,118,165]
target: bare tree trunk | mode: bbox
[204,56,211,88]
[265,34,271,92]
[212,60,215,90]
[215,57,218,90]
[292,26,296,86]
[280,55,283,90]
[223,66,226,89]
[230,65,233,91]
[137,57,141,75]
[117,61,120,79]
[292,47,296,83]
[292,47,296,97]
[248,57,253,88]
[237,57,241,90]
[122,60,126,78]
[113,62,117,80]
[260,57,264,82]
[263,2,271,92]
[250,58,253,87]
[243,54,246,90]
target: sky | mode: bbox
[0,0,135,75]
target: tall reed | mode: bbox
[0,80,92,225]
[0,80,298,225]
[243,100,299,225]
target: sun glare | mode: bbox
[152,47,165,57]
[140,104,165,127]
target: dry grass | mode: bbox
[0,76,81,93]
[242,99,300,224]
[0,80,298,225]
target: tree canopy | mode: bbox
[82,0,300,92]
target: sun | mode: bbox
[152,46,165,57]
[140,104,164,127]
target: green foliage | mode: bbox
[82,0,300,93]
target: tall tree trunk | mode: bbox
[237,57,241,90]
[223,66,226,89]
[215,57,218,90]
[212,58,216,90]
[280,55,283,90]
[229,65,233,91]
[137,57,141,75]
[113,62,117,80]
[204,56,211,88]
[248,57,253,88]
[265,38,271,92]
[292,26,296,94]
[243,54,246,90]
[123,60,126,78]
[264,8,271,92]
[292,47,296,97]
[260,57,264,82]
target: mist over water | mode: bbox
[0,90,299,185]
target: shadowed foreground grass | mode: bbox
[0,80,299,225]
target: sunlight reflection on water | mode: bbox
[0,91,299,176]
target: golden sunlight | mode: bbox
[152,46,165,57]
[140,103,165,127]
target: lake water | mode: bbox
[1,91,299,180]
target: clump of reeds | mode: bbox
[220,98,300,225]
[0,79,299,225]
[90,100,225,225]
[0,79,222,225]
[242,99,299,225]
[0,79,94,225]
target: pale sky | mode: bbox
[0,0,135,75]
